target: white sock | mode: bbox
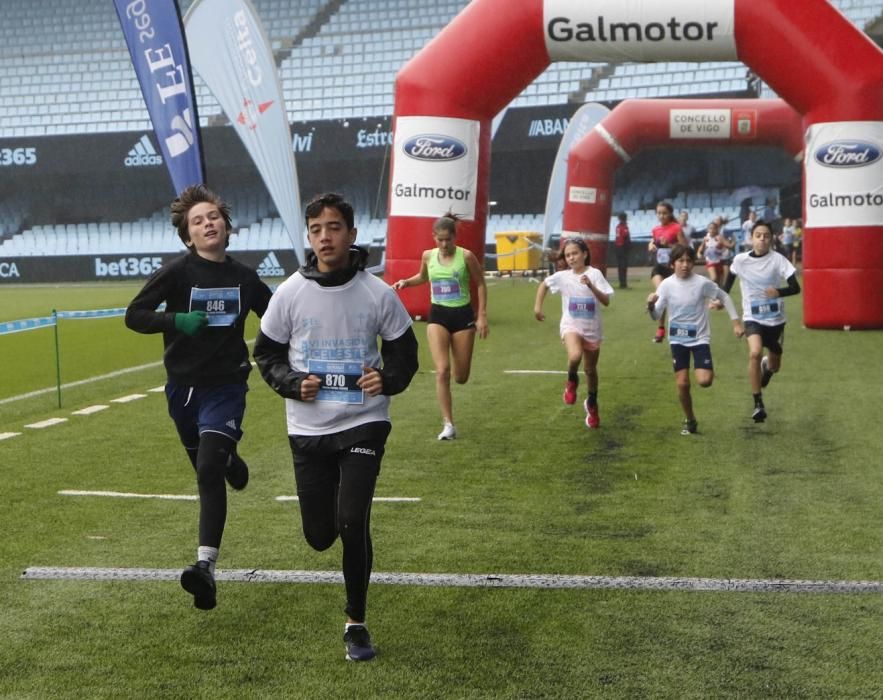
[345,622,366,631]
[197,546,219,574]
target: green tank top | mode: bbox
[428,246,470,307]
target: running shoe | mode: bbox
[760,356,774,388]
[584,399,600,429]
[437,422,457,441]
[653,327,665,343]
[344,625,376,662]
[563,381,577,405]
[680,418,698,435]
[752,406,767,423]
[180,560,216,610]
[225,451,249,491]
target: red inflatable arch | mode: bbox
[562,98,804,272]
[390,0,883,328]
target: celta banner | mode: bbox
[184,0,304,264]
[542,102,609,248]
[113,0,205,195]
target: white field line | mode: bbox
[504,370,566,375]
[0,432,22,440]
[0,342,257,407]
[19,566,883,594]
[58,490,197,501]
[71,405,109,416]
[111,394,147,403]
[57,490,418,504]
[0,360,163,405]
[275,496,421,503]
[25,417,68,429]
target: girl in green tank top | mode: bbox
[392,213,489,440]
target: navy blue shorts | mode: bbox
[670,343,713,372]
[427,303,475,334]
[165,381,247,449]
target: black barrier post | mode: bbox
[52,310,62,409]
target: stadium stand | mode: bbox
[0,0,880,260]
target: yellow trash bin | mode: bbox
[494,231,542,271]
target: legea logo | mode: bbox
[814,141,881,168]
[403,135,466,162]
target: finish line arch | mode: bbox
[389,0,883,328]
[562,98,804,272]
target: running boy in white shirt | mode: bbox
[723,220,800,423]
[253,193,418,662]
[534,237,614,428]
[648,245,744,435]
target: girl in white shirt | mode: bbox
[534,237,614,428]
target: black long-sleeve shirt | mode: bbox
[125,252,272,386]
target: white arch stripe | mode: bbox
[20,566,883,594]
[595,123,631,163]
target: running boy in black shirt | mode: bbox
[126,184,272,610]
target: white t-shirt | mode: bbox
[730,250,797,326]
[652,273,738,346]
[703,234,722,264]
[543,266,614,342]
[260,271,413,436]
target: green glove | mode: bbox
[174,310,209,337]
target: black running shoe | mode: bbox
[225,451,249,491]
[344,625,376,662]
[680,419,698,435]
[180,561,216,610]
[752,406,767,423]
[760,356,774,388]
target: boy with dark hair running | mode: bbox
[125,184,272,610]
[253,193,418,662]
[648,244,743,435]
[723,220,800,423]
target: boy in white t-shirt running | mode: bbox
[254,193,418,662]
[723,220,800,423]
[648,245,744,435]
[534,237,614,428]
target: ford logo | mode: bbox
[814,140,881,168]
[403,135,466,162]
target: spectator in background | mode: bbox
[741,211,757,252]
[778,217,794,261]
[762,197,778,223]
[614,212,630,289]
[791,218,803,265]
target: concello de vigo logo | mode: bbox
[402,135,467,162]
[814,141,881,169]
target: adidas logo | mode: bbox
[226,419,237,430]
[257,251,285,277]
[124,135,163,167]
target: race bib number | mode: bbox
[431,278,461,302]
[750,299,781,320]
[308,360,364,404]
[568,296,596,319]
[669,322,697,339]
[190,287,241,326]
[656,247,671,264]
